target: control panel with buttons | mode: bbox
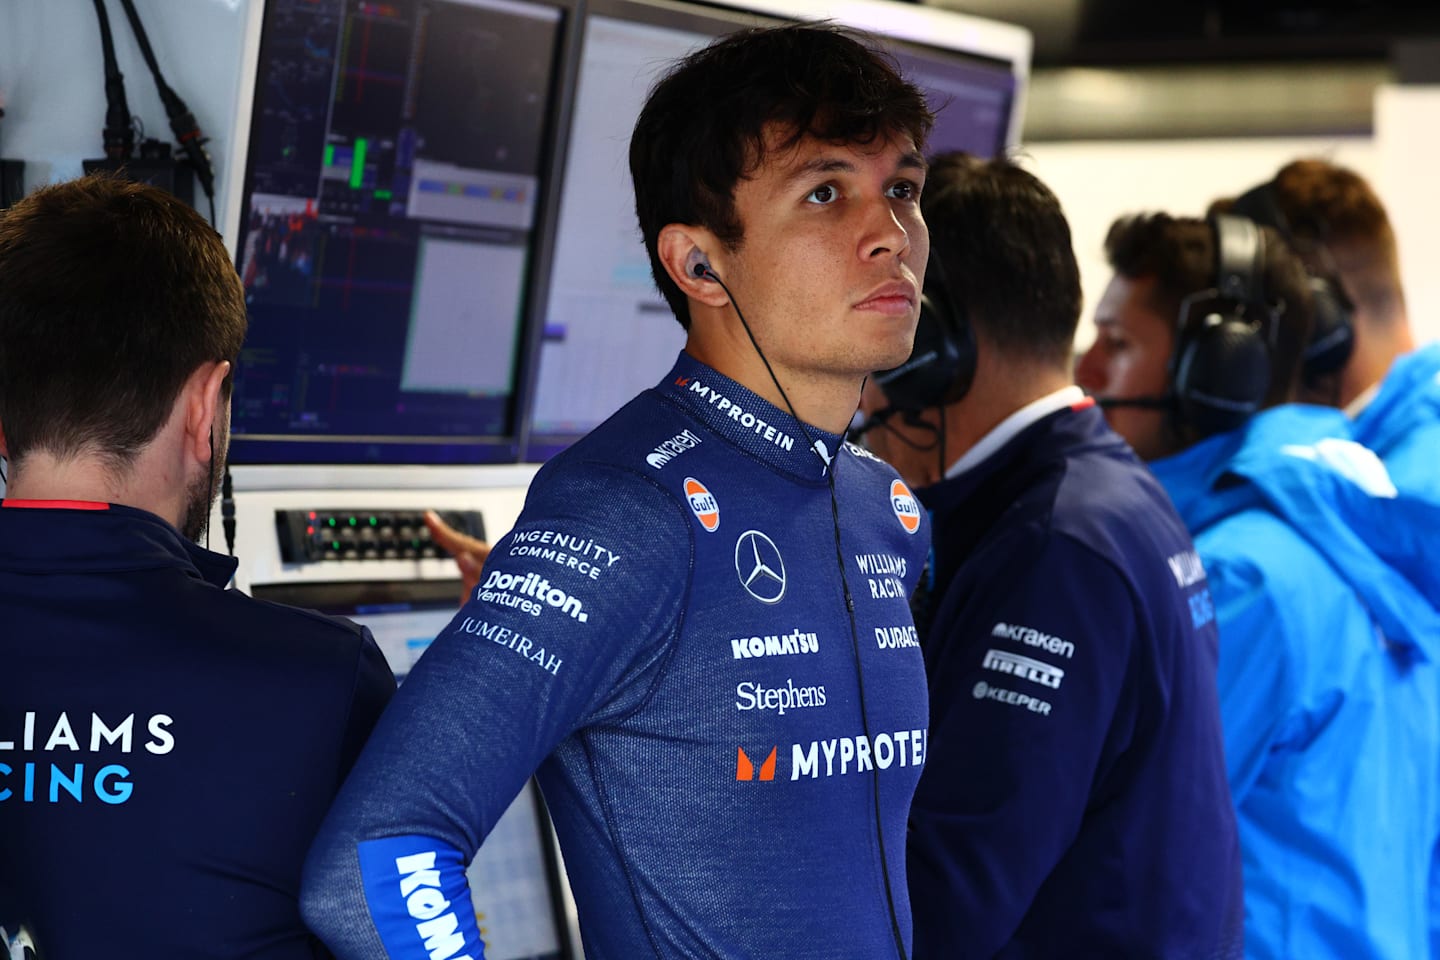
[275,509,486,563]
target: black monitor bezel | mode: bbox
[230,0,584,467]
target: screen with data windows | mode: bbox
[231,0,570,463]
[520,0,766,455]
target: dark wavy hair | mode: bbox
[629,23,933,329]
[922,152,1081,369]
[0,175,246,469]
[1105,212,1313,409]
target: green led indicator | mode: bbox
[350,138,368,189]
[332,541,340,550]
[349,517,357,526]
[323,144,335,167]
[369,517,378,526]
[327,517,336,527]
[374,189,392,200]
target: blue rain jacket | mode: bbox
[1151,404,1440,960]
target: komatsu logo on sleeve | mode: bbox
[356,836,482,960]
[982,649,1064,689]
[479,569,589,622]
[991,621,1074,658]
[646,429,703,469]
[393,852,475,960]
[685,379,796,451]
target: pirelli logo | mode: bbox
[982,648,1065,689]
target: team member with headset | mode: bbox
[1217,159,1440,499]
[303,25,935,959]
[0,176,396,958]
[859,154,1242,958]
[1078,210,1440,960]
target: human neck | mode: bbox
[940,352,1072,470]
[1340,318,1415,408]
[7,447,184,529]
[685,332,861,436]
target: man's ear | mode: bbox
[184,360,231,463]
[657,224,731,309]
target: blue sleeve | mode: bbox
[907,532,1136,958]
[1203,552,1299,802]
[302,463,689,959]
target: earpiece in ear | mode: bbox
[688,249,714,280]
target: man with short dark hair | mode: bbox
[0,175,395,958]
[304,24,935,959]
[1078,211,1440,960]
[863,155,1242,958]
[1220,159,1440,499]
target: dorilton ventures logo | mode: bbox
[891,479,921,534]
[736,746,777,781]
[684,476,720,532]
[734,529,786,604]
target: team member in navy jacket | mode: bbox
[303,25,935,960]
[863,154,1242,958]
[0,177,395,959]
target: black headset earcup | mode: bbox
[1302,275,1355,385]
[1172,314,1271,437]
[872,292,963,412]
[872,258,976,411]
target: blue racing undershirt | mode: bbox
[303,352,932,959]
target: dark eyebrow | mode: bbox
[780,151,928,190]
[781,157,857,190]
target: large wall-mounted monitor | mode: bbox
[229,0,575,465]
[517,0,780,459]
[518,0,1030,458]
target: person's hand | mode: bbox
[424,510,491,604]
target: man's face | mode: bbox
[718,128,929,390]
[1076,273,1178,462]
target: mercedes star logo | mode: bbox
[735,529,786,604]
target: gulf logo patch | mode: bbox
[891,479,921,534]
[685,477,720,532]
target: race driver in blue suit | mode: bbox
[861,153,1242,958]
[303,25,936,959]
[1078,210,1440,960]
